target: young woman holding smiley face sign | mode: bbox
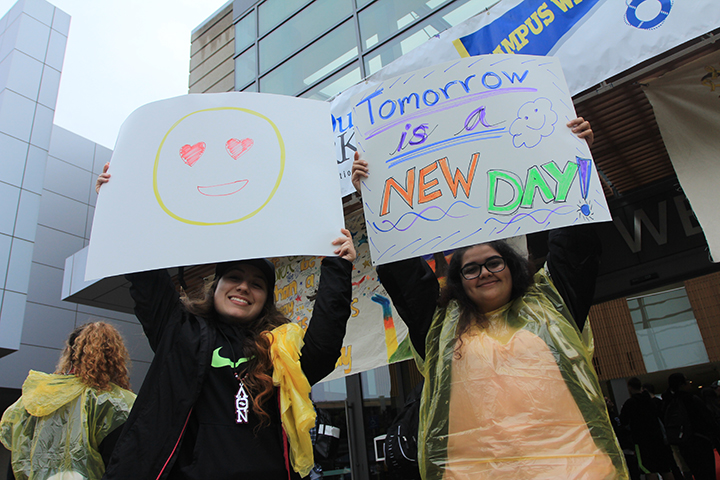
[96,167,355,480]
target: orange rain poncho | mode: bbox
[415,267,628,480]
[0,371,135,480]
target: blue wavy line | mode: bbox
[484,206,574,234]
[373,200,482,233]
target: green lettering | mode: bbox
[521,166,554,208]
[488,170,522,214]
[542,160,578,202]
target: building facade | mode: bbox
[0,1,154,473]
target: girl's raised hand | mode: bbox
[567,117,593,147]
[333,228,356,263]
[351,151,368,194]
[95,162,111,194]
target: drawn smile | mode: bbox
[197,180,249,197]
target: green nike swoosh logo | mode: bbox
[211,347,252,369]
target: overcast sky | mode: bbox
[0,0,230,148]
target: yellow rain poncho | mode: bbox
[415,267,628,480]
[0,371,135,480]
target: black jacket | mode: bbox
[103,257,352,480]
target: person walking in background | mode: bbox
[620,377,676,480]
[0,322,136,480]
[664,372,720,480]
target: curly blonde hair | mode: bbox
[55,322,131,391]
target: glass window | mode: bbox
[301,62,361,101]
[628,286,709,373]
[358,0,450,51]
[242,82,257,92]
[260,20,358,96]
[234,12,256,55]
[363,0,499,75]
[311,377,347,402]
[234,46,256,90]
[259,0,353,74]
[356,0,373,9]
[258,0,312,36]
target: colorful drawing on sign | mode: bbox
[266,211,414,382]
[371,294,399,362]
[85,92,342,281]
[350,55,611,266]
[153,107,285,226]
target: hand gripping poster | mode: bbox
[351,54,610,266]
[86,92,343,280]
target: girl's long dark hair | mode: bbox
[182,277,288,427]
[438,240,533,355]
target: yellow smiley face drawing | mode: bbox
[153,107,285,225]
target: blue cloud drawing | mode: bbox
[510,98,558,148]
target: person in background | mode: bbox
[352,119,628,479]
[642,383,664,414]
[664,372,720,480]
[0,322,136,480]
[620,377,676,480]
[702,381,720,425]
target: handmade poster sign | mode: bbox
[86,92,343,280]
[351,54,611,266]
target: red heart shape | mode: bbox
[179,142,206,166]
[226,138,254,160]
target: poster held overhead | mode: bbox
[86,92,343,281]
[351,55,610,266]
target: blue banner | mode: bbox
[455,0,603,57]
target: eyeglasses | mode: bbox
[460,256,506,280]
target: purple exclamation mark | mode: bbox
[576,156,592,216]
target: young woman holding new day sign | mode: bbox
[352,118,628,480]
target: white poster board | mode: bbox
[86,92,344,280]
[352,55,610,265]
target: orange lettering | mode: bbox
[380,168,415,216]
[418,162,441,204]
[438,154,479,198]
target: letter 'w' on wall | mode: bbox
[350,55,611,266]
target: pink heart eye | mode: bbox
[226,138,254,159]
[179,142,206,166]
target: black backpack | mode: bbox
[664,396,694,445]
[384,381,423,479]
[313,407,340,461]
